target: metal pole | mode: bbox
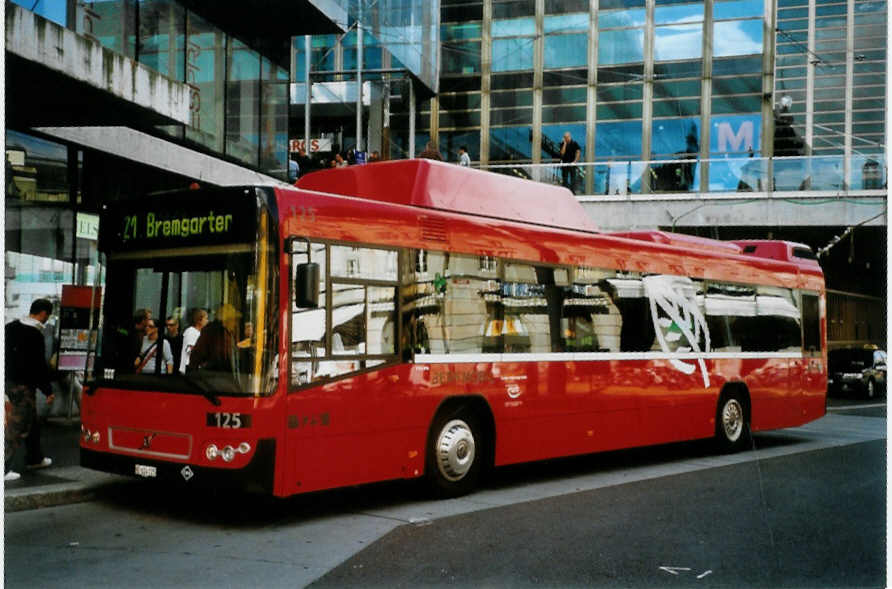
[304,35,311,152]
[408,78,415,158]
[356,19,363,153]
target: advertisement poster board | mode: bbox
[58,285,101,372]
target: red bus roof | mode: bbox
[731,240,822,274]
[608,231,744,255]
[296,159,600,233]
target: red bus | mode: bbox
[81,160,826,497]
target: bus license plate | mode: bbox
[135,464,157,478]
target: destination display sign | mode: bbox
[100,190,259,252]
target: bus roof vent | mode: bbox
[421,215,448,242]
[296,160,599,233]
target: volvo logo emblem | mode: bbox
[180,466,194,481]
[140,433,157,450]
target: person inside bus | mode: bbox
[165,315,183,372]
[179,308,208,374]
[237,321,254,371]
[186,303,240,376]
[134,318,174,374]
[116,308,151,371]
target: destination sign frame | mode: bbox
[100,189,259,252]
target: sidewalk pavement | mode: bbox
[5,417,128,512]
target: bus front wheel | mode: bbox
[426,408,483,498]
[715,391,751,453]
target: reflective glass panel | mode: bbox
[653,79,701,98]
[544,86,588,104]
[598,85,644,101]
[76,0,136,57]
[544,13,589,32]
[442,22,482,40]
[654,24,703,60]
[440,130,481,161]
[713,75,762,94]
[490,126,533,160]
[599,8,647,27]
[138,0,185,79]
[547,0,590,11]
[492,17,536,37]
[652,99,700,116]
[653,61,703,78]
[491,91,533,108]
[440,111,482,127]
[492,38,535,71]
[596,121,643,158]
[651,118,701,157]
[185,13,226,152]
[714,0,764,18]
[491,108,533,125]
[544,34,588,68]
[713,20,764,57]
[655,3,704,23]
[225,39,260,167]
[596,102,643,119]
[11,0,66,25]
[598,30,645,64]
[260,58,289,180]
[494,0,535,17]
[542,105,588,123]
[442,41,482,74]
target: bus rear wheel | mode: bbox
[426,408,483,498]
[715,392,751,453]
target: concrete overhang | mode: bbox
[35,126,289,188]
[578,191,888,231]
[180,0,344,68]
[5,5,189,129]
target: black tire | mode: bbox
[865,378,876,399]
[426,406,484,498]
[715,391,751,453]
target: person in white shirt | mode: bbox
[135,319,174,374]
[180,308,208,373]
[458,145,471,167]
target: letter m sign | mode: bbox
[716,121,754,153]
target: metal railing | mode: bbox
[476,154,887,197]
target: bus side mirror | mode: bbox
[295,263,320,308]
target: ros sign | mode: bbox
[290,138,334,153]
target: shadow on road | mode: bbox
[89,431,809,528]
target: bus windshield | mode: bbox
[94,188,278,398]
[98,246,276,397]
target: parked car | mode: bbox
[827,347,886,399]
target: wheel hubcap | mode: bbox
[435,419,476,482]
[722,399,744,442]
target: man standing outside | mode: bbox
[559,131,582,194]
[458,145,471,167]
[5,298,56,481]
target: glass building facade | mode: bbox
[9,0,291,179]
[5,0,289,356]
[774,0,887,188]
[290,1,441,162]
[431,0,773,190]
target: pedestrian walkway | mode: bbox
[4,417,125,512]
